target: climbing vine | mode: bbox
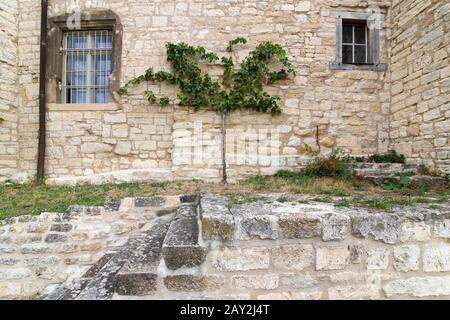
[119,38,294,114]
[119,38,295,182]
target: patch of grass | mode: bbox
[276,196,289,203]
[429,205,441,210]
[358,197,394,211]
[335,199,352,207]
[436,194,449,202]
[356,195,435,211]
[0,181,186,219]
[226,195,266,209]
[312,196,333,203]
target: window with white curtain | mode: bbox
[62,30,113,104]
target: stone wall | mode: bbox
[389,0,450,175]
[2,0,394,184]
[2,194,450,300]
[0,0,20,182]
[0,196,178,299]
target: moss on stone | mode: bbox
[202,218,235,241]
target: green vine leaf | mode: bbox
[118,38,295,116]
[160,97,170,106]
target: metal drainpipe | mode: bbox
[37,0,48,184]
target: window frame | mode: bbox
[330,11,386,71]
[342,20,368,64]
[47,11,122,108]
[61,30,113,104]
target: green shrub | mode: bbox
[382,176,430,194]
[367,150,406,164]
[302,154,352,179]
[347,150,406,164]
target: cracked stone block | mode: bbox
[164,275,225,292]
[367,248,390,270]
[329,284,379,300]
[134,197,166,208]
[281,274,321,289]
[400,221,432,242]
[257,291,323,300]
[423,243,450,272]
[231,274,279,290]
[321,213,350,241]
[272,244,314,271]
[279,213,322,239]
[384,276,450,298]
[180,194,199,203]
[351,213,401,244]
[394,245,420,272]
[50,224,73,233]
[350,245,367,264]
[316,247,350,271]
[237,215,279,240]
[434,220,450,238]
[201,194,235,241]
[213,247,270,272]
[202,215,235,241]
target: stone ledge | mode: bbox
[200,194,450,244]
[47,103,120,112]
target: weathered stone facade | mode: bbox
[0,0,448,184]
[390,0,449,173]
[0,0,20,181]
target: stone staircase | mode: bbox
[40,195,205,300]
[352,163,448,187]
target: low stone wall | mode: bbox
[141,195,450,300]
[2,194,450,300]
[0,196,180,299]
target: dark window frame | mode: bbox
[47,10,122,105]
[330,11,387,72]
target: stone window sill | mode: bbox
[47,103,120,111]
[330,63,387,72]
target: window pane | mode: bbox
[342,45,353,64]
[92,31,113,49]
[343,25,353,43]
[354,25,366,44]
[354,46,367,64]
[91,53,112,103]
[63,30,113,104]
[66,32,88,49]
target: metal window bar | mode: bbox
[62,30,112,104]
[342,23,368,64]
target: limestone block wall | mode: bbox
[389,0,450,175]
[0,197,172,299]
[16,0,42,180]
[0,0,20,182]
[8,0,392,184]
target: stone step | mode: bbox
[40,253,116,300]
[74,232,159,300]
[162,204,207,270]
[363,175,448,187]
[353,163,420,177]
[114,219,171,296]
